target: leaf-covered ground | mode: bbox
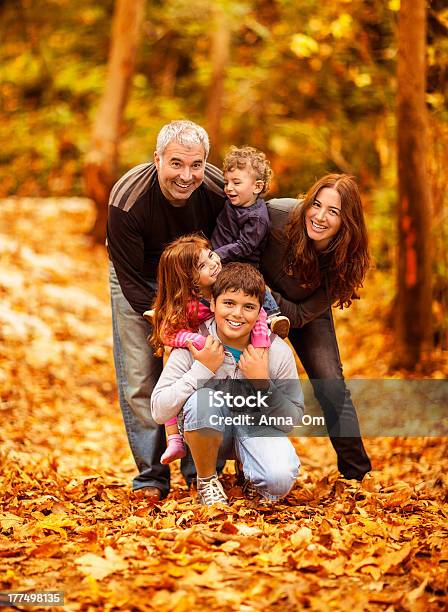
[0,198,447,612]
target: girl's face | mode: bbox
[305,187,342,251]
[196,249,221,291]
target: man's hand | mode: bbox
[187,335,224,373]
[238,344,269,388]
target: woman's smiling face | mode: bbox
[305,187,342,251]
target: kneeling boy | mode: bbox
[151,263,303,506]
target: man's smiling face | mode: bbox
[211,289,261,350]
[154,141,206,207]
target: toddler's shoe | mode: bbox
[161,434,186,464]
[269,315,290,339]
[143,309,155,324]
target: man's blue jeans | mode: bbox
[109,262,196,495]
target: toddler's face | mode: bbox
[223,167,263,208]
[196,249,221,290]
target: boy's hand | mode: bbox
[253,347,267,358]
[238,344,269,388]
[187,335,224,373]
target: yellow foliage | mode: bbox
[290,33,319,58]
[0,198,447,610]
[330,14,353,39]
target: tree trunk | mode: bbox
[394,0,433,369]
[83,0,145,243]
[205,3,230,166]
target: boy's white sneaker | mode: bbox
[242,478,258,499]
[197,475,229,506]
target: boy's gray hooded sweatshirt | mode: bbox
[151,319,304,434]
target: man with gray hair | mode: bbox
[107,120,225,500]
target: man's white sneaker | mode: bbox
[197,475,229,506]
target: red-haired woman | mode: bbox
[261,174,372,480]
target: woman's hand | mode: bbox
[238,344,270,389]
[187,335,224,373]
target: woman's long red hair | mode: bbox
[285,174,370,308]
[150,234,211,356]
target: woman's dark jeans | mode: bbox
[288,309,372,480]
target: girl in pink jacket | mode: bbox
[149,234,270,464]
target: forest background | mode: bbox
[1,1,448,609]
[1,0,447,373]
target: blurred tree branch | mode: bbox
[205,1,231,166]
[83,0,145,244]
[394,0,433,370]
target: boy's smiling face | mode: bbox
[211,289,261,350]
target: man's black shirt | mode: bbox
[107,162,225,315]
